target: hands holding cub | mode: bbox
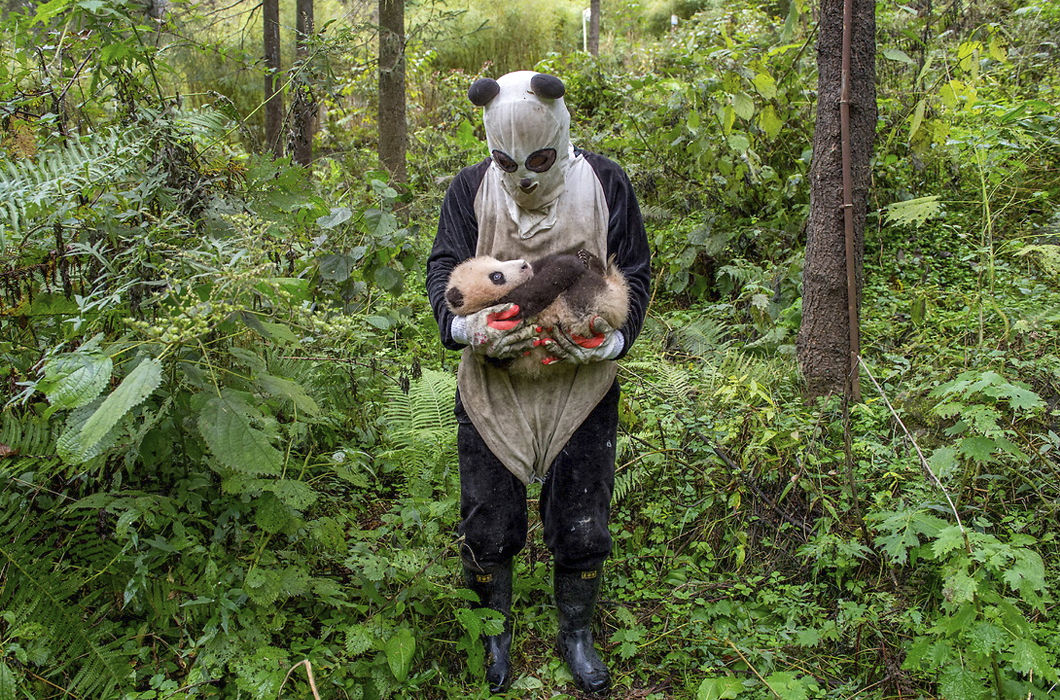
[452,305,624,365]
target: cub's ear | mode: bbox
[468,78,501,106]
[446,287,466,310]
[530,73,565,100]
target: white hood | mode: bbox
[470,71,576,238]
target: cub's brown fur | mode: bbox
[446,250,629,376]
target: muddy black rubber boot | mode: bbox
[555,567,610,695]
[464,562,514,694]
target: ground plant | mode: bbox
[0,0,1057,697]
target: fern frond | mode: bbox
[0,128,143,245]
[0,509,129,697]
[380,370,457,481]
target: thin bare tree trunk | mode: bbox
[796,0,875,399]
[378,0,406,183]
[292,0,315,166]
[263,0,283,157]
[588,0,600,56]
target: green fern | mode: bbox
[0,128,142,246]
[380,370,458,481]
[0,509,129,698]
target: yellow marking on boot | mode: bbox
[580,570,598,579]
[476,573,493,583]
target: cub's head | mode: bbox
[445,256,533,315]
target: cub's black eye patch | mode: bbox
[446,287,465,308]
[525,148,556,173]
[491,150,518,173]
[489,272,506,285]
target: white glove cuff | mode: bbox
[450,315,470,345]
[603,330,625,360]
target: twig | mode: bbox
[278,659,321,700]
[856,356,970,552]
[724,638,780,697]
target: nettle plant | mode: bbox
[869,369,1058,698]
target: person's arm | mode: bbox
[584,152,651,359]
[426,160,490,350]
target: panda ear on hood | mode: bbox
[468,78,501,106]
[530,73,565,100]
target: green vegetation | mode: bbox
[1,0,1058,697]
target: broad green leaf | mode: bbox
[78,357,162,450]
[727,133,750,153]
[364,208,398,238]
[268,479,318,510]
[366,315,392,330]
[996,383,1044,411]
[317,206,352,229]
[32,0,73,25]
[257,320,299,345]
[759,105,783,139]
[1008,639,1059,681]
[932,526,966,557]
[255,277,309,303]
[39,351,112,410]
[57,398,123,464]
[257,374,320,416]
[752,72,777,99]
[698,676,743,700]
[927,446,957,479]
[943,568,978,604]
[967,621,1007,655]
[1002,548,1046,593]
[883,48,916,64]
[345,624,374,656]
[885,195,942,227]
[939,667,987,700]
[733,92,755,121]
[318,253,355,282]
[197,390,283,475]
[909,98,926,140]
[455,119,478,150]
[764,672,816,700]
[384,627,415,682]
[957,41,982,72]
[911,294,928,325]
[988,38,1007,62]
[958,436,996,464]
[687,109,701,131]
[373,265,404,294]
[253,492,294,533]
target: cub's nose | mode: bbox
[520,262,529,270]
[519,178,533,189]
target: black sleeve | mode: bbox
[583,152,652,359]
[426,160,491,351]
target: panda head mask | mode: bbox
[469,71,571,213]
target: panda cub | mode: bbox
[445,250,629,375]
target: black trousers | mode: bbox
[455,381,619,573]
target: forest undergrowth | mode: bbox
[0,0,1058,697]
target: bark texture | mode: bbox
[291,0,315,166]
[588,0,600,56]
[796,0,876,399]
[263,0,283,157]
[378,0,407,183]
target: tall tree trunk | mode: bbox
[796,0,876,399]
[588,0,600,56]
[263,0,283,157]
[378,0,406,184]
[292,0,315,166]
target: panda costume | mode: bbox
[426,71,651,694]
